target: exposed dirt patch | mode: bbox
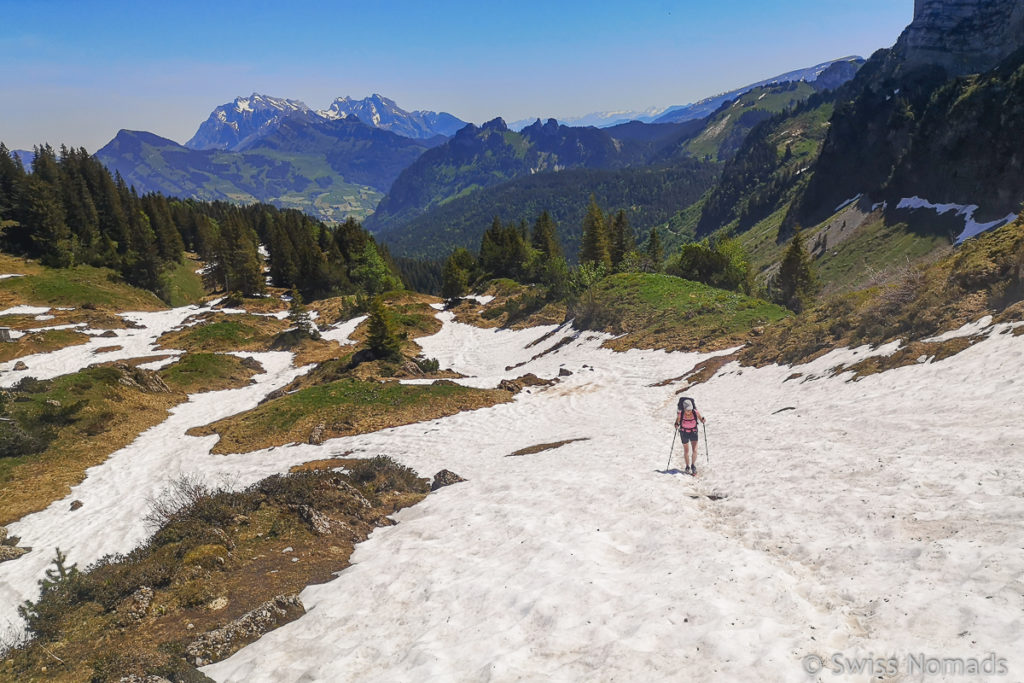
[506,438,590,457]
[93,345,123,354]
[838,337,978,381]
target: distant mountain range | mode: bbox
[186,93,467,151]
[508,57,864,130]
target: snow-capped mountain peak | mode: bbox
[186,93,312,151]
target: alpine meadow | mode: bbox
[1,1,1023,681]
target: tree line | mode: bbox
[0,143,403,303]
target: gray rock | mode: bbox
[431,469,467,491]
[118,586,154,623]
[118,675,172,683]
[330,477,372,508]
[308,422,326,445]
[13,361,27,371]
[896,0,1024,75]
[240,356,263,372]
[98,330,118,338]
[0,545,29,563]
[70,499,83,511]
[297,505,332,535]
[186,594,304,667]
[558,368,573,376]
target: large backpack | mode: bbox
[677,396,699,430]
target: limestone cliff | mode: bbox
[896,0,1024,75]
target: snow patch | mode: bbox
[0,274,25,280]
[897,196,1018,243]
[0,305,50,316]
[834,194,863,213]
[320,315,367,345]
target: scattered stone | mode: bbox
[118,675,172,683]
[98,330,118,338]
[0,546,28,563]
[70,499,83,511]
[118,586,154,623]
[45,399,61,408]
[400,360,423,376]
[296,504,332,535]
[431,469,467,491]
[498,373,557,394]
[329,477,372,508]
[281,547,293,554]
[232,514,250,525]
[186,595,305,667]
[112,363,171,393]
[259,387,286,405]
[559,368,573,376]
[751,326,765,336]
[207,596,229,611]
[308,422,326,445]
[210,526,235,551]
[13,361,27,371]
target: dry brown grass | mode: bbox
[0,329,91,363]
[506,438,590,457]
[0,389,186,526]
[189,381,514,455]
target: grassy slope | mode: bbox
[2,460,429,682]
[571,273,790,351]
[190,378,513,454]
[0,254,165,311]
[741,217,1024,368]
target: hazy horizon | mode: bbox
[0,0,913,153]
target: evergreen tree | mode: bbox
[579,195,611,268]
[479,216,529,280]
[531,210,562,259]
[287,289,319,338]
[441,252,470,300]
[366,296,403,360]
[776,228,817,312]
[0,143,27,252]
[20,175,73,267]
[646,227,664,271]
[351,241,403,295]
[609,209,635,269]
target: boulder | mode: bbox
[98,330,118,338]
[558,368,573,376]
[296,504,333,535]
[70,499,83,511]
[13,361,27,371]
[431,469,467,491]
[240,356,263,372]
[118,586,154,623]
[186,594,305,667]
[0,545,29,563]
[308,422,326,445]
[0,527,6,543]
[400,360,423,376]
[112,363,171,393]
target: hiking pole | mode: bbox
[666,428,678,470]
[703,423,710,466]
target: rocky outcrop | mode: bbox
[431,469,467,491]
[112,363,171,393]
[117,586,154,624]
[186,594,305,667]
[497,373,557,394]
[0,545,29,563]
[896,0,1024,75]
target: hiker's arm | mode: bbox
[698,410,706,424]
[674,410,680,427]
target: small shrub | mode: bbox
[414,357,440,373]
[144,473,214,530]
[346,455,428,494]
[176,579,214,608]
[181,544,228,569]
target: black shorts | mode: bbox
[680,429,698,443]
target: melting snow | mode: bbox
[2,307,1023,680]
[834,194,863,213]
[897,197,1018,243]
[319,315,367,345]
[0,274,25,280]
[0,305,50,316]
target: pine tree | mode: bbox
[646,227,664,271]
[366,296,403,360]
[441,251,470,300]
[609,209,635,269]
[579,195,611,268]
[776,228,817,312]
[531,210,562,259]
[288,289,318,338]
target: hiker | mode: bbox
[674,398,706,475]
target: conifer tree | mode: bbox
[366,296,403,360]
[609,209,635,269]
[531,210,562,259]
[441,251,470,300]
[288,289,318,338]
[776,228,817,312]
[579,195,611,268]
[646,227,664,271]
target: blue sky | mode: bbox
[0,0,913,152]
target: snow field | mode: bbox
[1,302,1021,681]
[203,315,1024,681]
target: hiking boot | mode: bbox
[684,465,692,475]
[691,465,697,476]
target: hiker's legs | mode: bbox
[683,439,693,467]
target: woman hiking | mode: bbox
[674,398,706,475]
